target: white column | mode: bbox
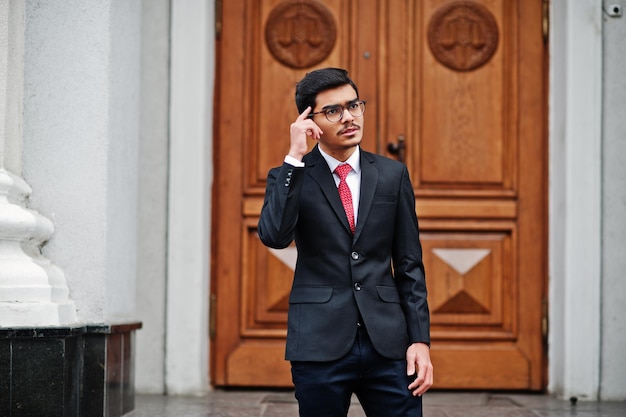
[166,0,214,395]
[135,0,171,394]
[549,0,603,400]
[600,0,626,401]
[0,0,76,326]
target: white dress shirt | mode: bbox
[284,147,361,226]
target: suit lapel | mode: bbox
[354,151,378,240]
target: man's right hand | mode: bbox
[288,106,323,161]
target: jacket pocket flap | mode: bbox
[377,286,400,303]
[289,287,333,304]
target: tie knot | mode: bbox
[335,163,352,180]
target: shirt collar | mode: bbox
[319,146,361,175]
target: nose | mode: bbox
[342,107,354,123]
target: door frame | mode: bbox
[209,0,550,390]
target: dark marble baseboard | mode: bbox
[0,322,141,417]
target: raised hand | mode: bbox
[288,106,323,161]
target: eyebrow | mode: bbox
[320,98,359,111]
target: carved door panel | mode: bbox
[212,0,547,390]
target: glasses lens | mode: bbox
[325,106,342,122]
[349,102,365,117]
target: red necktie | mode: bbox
[335,163,355,234]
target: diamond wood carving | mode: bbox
[268,247,297,271]
[432,248,490,275]
[432,248,492,314]
[427,1,499,71]
[264,0,337,69]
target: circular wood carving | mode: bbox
[265,0,337,69]
[427,1,499,71]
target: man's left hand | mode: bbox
[406,342,433,396]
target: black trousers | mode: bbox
[291,326,422,417]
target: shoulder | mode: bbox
[361,149,406,173]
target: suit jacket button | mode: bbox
[351,251,359,260]
[354,283,362,291]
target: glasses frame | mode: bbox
[308,100,367,123]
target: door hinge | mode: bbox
[209,293,217,340]
[542,0,550,44]
[542,297,549,347]
[215,0,222,40]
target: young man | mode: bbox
[258,68,433,417]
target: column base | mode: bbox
[0,322,142,417]
[0,302,78,327]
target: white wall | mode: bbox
[0,0,24,174]
[600,0,626,401]
[105,0,141,321]
[22,0,141,323]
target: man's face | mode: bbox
[310,84,364,158]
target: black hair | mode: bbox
[295,67,359,114]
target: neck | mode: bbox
[319,145,357,162]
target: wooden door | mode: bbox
[212,0,547,390]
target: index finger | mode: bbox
[296,106,313,122]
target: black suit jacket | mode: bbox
[258,146,430,361]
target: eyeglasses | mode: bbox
[309,100,367,123]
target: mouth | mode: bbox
[340,125,360,136]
